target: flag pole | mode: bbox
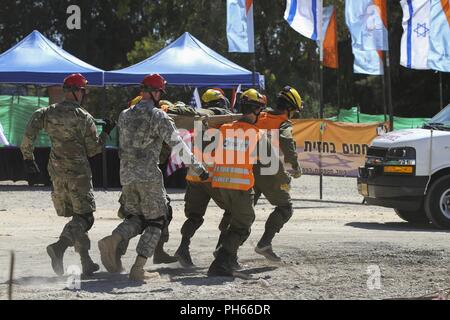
[385,4,394,131]
[439,72,444,110]
[318,0,324,200]
[385,49,394,131]
[252,52,257,88]
[381,59,388,122]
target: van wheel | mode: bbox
[394,208,429,224]
[425,175,450,229]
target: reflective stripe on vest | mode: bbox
[186,163,214,183]
[212,121,260,191]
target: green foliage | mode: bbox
[127,36,167,65]
[0,0,447,120]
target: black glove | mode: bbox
[199,170,210,182]
[24,159,40,175]
[102,119,116,136]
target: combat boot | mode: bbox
[230,254,243,271]
[153,239,178,264]
[129,255,160,281]
[46,237,71,276]
[207,247,233,277]
[255,245,282,262]
[80,253,100,276]
[98,232,123,273]
[174,238,195,268]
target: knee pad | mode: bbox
[141,216,165,230]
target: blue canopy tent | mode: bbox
[0,30,104,85]
[105,32,264,88]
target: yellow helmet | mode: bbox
[277,86,303,112]
[202,89,223,103]
[241,89,266,106]
[240,89,266,114]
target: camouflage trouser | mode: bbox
[113,182,167,258]
[51,176,96,251]
[182,181,231,239]
[51,175,95,217]
[113,215,163,258]
[218,188,256,256]
[116,192,173,257]
[254,171,293,236]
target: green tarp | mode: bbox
[329,107,430,130]
[0,95,118,147]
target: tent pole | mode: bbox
[439,72,444,110]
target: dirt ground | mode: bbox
[1,175,450,300]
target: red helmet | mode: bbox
[63,73,88,91]
[141,74,167,93]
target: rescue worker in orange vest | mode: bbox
[208,89,269,277]
[174,89,234,267]
[253,86,304,261]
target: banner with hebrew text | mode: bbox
[292,119,387,177]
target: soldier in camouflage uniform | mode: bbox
[253,86,303,261]
[98,74,208,281]
[112,100,179,268]
[20,73,115,276]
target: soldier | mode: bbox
[20,73,114,276]
[208,89,269,277]
[173,89,234,268]
[112,100,179,268]
[253,86,304,261]
[98,74,208,281]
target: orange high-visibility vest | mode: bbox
[185,125,215,183]
[212,121,261,191]
[256,111,288,130]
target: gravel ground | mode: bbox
[1,175,449,300]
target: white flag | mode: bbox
[400,0,431,70]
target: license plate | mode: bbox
[360,183,369,197]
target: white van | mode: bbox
[358,104,450,229]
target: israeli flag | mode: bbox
[227,0,255,53]
[345,0,388,51]
[284,0,322,41]
[400,0,431,70]
[353,48,384,75]
[190,88,202,109]
[428,0,450,72]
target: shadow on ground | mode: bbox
[168,266,278,286]
[346,222,449,233]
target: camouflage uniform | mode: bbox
[110,100,205,259]
[254,109,300,253]
[21,101,107,252]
